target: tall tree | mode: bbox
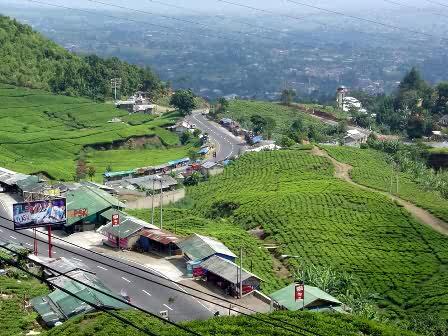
[280,89,296,106]
[170,89,197,116]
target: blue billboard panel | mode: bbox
[13,199,66,230]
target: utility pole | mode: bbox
[110,78,122,101]
[159,179,163,230]
[151,179,155,226]
[239,247,243,299]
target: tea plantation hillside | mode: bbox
[324,146,448,223]
[0,85,188,181]
[186,149,448,321]
[217,100,334,140]
[43,309,420,336]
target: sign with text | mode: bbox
[112,214,120,227]
[67,208,88,218]
[13,199,66,230]
[295,284,305,301]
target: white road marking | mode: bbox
[121,276,131,283]
[175,283,188,293]
[9,235,17,240]
[72,257,83,262]
[142,290,152,296]
[196,300,212,312]
[97,265,108,271]
[25,243,32,247]
[0,229,3,232]
[163,304,173,311]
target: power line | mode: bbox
[382,0,448,19]
[26,0,240,44]
[83,0,280,42]
[0,243,202,335]
[284,0,443,40]
[0,215,321,336]
[424,0,448,8]
[146,0,294,37]
[0,254,161,336]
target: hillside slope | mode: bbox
[44,310,420,336]
[185,149,448,322]
[0,15,162,100]
[0,85,187,181]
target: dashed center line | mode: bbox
[72,257,83,262]
[0,229,3,232]
[97,265,108,271]
[121,276,131,283]
[142,290,151,296]
[9,236,17,240]
[25,243,32,247]
[163,304,173,311]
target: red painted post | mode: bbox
[47,225,52,258]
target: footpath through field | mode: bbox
[311,146,448,236]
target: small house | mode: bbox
[344,129,368,145]
[201,162,224,177]
[138,229,181,256]
[100,210,158,249]
[200,255,262,297]
[438,115,448,127]
[31,270,127,327]
[270,284,344,313]
[178,233,236,263]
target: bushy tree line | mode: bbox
[354,68,448,138]
[0,15,165,100]
[365,136,448,199]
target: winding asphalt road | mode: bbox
[187,110,244,162]
[0,206,213,322]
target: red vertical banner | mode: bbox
[112,214,120,227]
[295,284,304,301]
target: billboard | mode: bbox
[13,198,67,230]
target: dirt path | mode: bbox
[311,146,448,236]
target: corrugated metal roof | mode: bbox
[101,214,159,238]
[177,233,236,261]
[200,255,261,284]
[65,184,125,226]
[168,157,190,166]
[140,229,180,245]
[269,284,341,311]
[31,271,128,326]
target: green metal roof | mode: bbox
[101,213,159,238]
[31,272,128,326]
[100,209,128,221]
[269,284,341,311]
[66,185,125,226]
[177,233,236,261]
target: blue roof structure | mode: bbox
[252,136,263,144]
[198,147,209,155]
[168,158,190,166]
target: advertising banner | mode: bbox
[13,198,67,230]
[112,214,120,227]
[295,284,305,301]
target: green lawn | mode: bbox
[87,146,193,182]
[324,146,448,223]
[0,85,185,180]
[184,149,448,320]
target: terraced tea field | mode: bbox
[187,149,448,319]
[324,146,448,223]
[0,85,187,180]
